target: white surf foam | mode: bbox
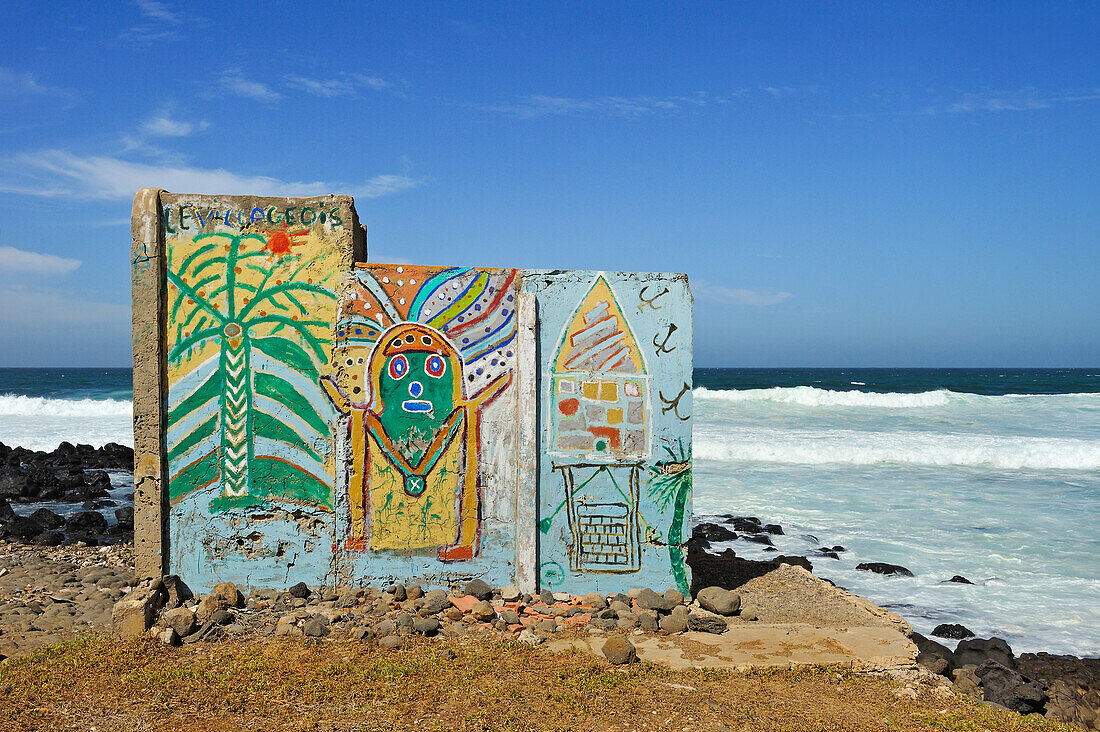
[0,395,133,451]
[0,394,133,417]
[693,385,1100,409]
[694,427,1100,471]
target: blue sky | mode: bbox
[0,1,1097,367]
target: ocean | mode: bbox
[1,367,1097,656]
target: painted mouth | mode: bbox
[401,400,433,413]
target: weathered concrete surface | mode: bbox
[131,188,167,580]
[547,565,918,672]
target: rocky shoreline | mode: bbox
[0,441,1096,729]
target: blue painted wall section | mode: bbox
[523,270,693,595]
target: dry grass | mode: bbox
[0,635,1076,732]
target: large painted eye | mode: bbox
[425,354,446,379]
[388,354,409,380]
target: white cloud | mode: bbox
[219,69,281,103]
[694,281,791,307]
[0,246,81,276]
[133,0,181,23]
[924,87,1100,115]
[140,114,209,138]
[0,67,75,102]
[1,150,424,202]
[354,174,423,199]
[471,92,727,119]
[285,73,393,98]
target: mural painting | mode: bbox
[325,265,523,586]
[527,271,693,594]
[138,191,691,595]
[160,194,355,589]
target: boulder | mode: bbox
[471,600,496,622]
[663,588,685,606]
[912,632,954,676]
[948,575,974,584]
[29,508,65,530]
[692,522,737,542]
[602,636,637,665]
[302,618,329,637]
[112,577,165,637]
[975,660,1048,714]
[412,617,441,636]
[66,510,108,535]
[582,592,607,610]
[211,581,244,608]
[687,609,728,634]
[464,579,493,600]
[161,575,193,609]
[634,588,678,613]
[855,562,914,577]
[287,582,311,599]
[763,524,784,535]
[195,594,230,624]
[723,516,765,534]
[161,607,197,637]
[405,584,424,600]
[659,614,688,634]
[774,555,813,572]
[954,637,1015,670]
[113,507,134,531]
[32,531,64,546]
[696,587,741,616]
[932,623,974,640]
[379,636,402,651]
[421,589,451,615]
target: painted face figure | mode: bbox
[368,324,464,467]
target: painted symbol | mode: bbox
[658,381,691,422]
[637,285,669,312]
[652,323,678,356]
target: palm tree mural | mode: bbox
[165,230,337,511]
[647,439,692,594]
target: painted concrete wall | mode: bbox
[523,271,694,595]
[134,191,691,594]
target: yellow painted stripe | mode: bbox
[427,272,489,329]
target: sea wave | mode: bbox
[693,385,1099,409]
[0,394,133,417]
[694,427,1100,470]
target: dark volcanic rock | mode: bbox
[29,508,65,530]
[114,506,134,530]
[912,632,955,676]
[0,497,16,522]
[66,510,108,535]
[741,534,773,546]
[948,575,974,584]
[686,543,778,595]
[773,555,813,572]
[856,562,914,577]
[692,522,737,542]
[763,524,784,535]
[932,623,974,640]
[723,516,766,534]
[975,660,1048,715]
[954,637,1015,670]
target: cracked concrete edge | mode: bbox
[132,187,168,579]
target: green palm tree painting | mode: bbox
[647,439,692,594]
[165,230,338,512]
